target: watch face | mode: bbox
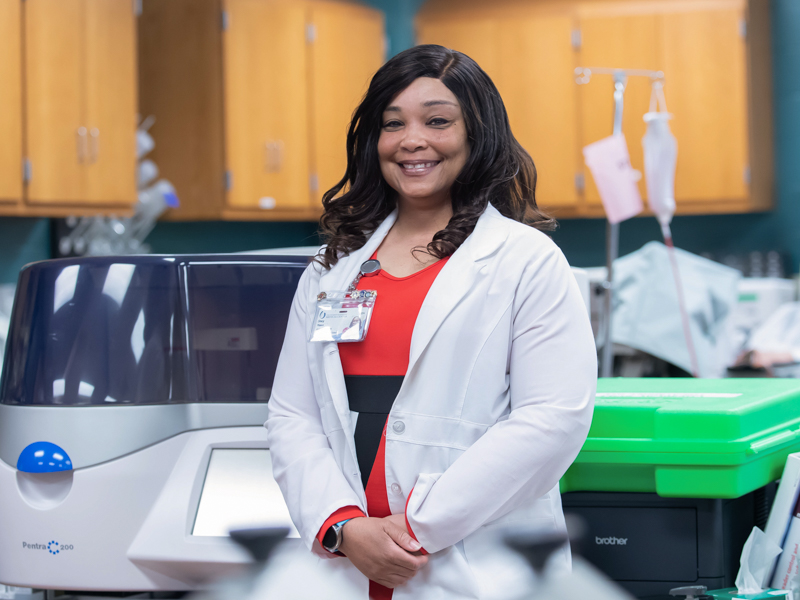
[322,526,338,550]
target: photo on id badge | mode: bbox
[311,290,376,343]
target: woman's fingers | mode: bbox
[380,516,428,573]
[382,515,424,554]
[386,549,425,575]
[338,517,426,586]
[383,538,428,572]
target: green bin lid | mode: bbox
[561,378,800,498]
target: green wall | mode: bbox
[0,0,795,283]
[144,221,319,255]
[0,219,50,284]
[369,0,427,58]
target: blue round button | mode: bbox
[17,442,73,473]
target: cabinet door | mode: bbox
[495,14,579,211]
[661,6,749,203]
[84,0,137,205]
[222,0,309,211]
[0,0,22,204]
[308,1,384,204]
[25,0,86,204]
[416,17,500,79]
[577,12,659,205]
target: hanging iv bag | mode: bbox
[642,83,677,235]
[642,112,677,231]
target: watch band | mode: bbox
[322,519,351,553]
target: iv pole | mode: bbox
[575,67,665,378]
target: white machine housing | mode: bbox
[0,254,306,590]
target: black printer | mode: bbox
[562,487,775,600]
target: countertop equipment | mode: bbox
[0,254,308,591]
[561,378,800,599]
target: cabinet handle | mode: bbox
[89,128,100,164]
[264,140,284,172]
[76,127,88,164]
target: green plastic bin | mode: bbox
[560,378,800,498]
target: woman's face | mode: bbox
[377,77,469,209]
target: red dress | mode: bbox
[316,253,448,599]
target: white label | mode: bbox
[771,517,800,589]
[312,306,367,342]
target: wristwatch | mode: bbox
[322,519,351,553]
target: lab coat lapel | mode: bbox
[318,209,398,421]
[407,204,509,373]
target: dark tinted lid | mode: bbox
[0,254,309,406]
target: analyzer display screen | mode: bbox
[192,449,299,538]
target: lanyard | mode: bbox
[347,259,381,292]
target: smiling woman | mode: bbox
[267,44,596,600]
[316,44,555,272]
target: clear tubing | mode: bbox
[662,224,700,377]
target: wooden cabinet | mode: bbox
[24,0,85,205]
[84,0,139,205]
[222,0,309,212]
[660,6,750,205]
[308,1,384,202]
[417,0,773,218]
[495,14,580,210]
[0,0,22,205]
[417,18,500,76]
[22,0,137,212]
[139,0,384,221]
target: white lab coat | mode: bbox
[266,204,597,599]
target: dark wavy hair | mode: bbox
[317,44,555,269]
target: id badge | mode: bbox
[311,290,377,343]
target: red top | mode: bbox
[338,254,449,376]
[317,252,447,598]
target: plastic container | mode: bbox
[561,378,800,498]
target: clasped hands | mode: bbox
[338,513,428,589]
